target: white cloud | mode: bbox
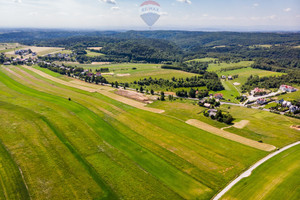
[176,0,192,5]
[267,15,276,20]
[160,11,168,16]
[253,3,259,7]
[284,8,291,12]
[111,6,119,11]
[13,0,22,3]
[202,14,209,17]
[99,0,117,5]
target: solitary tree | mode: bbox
[161,91,165,101]
[150,89,154,95]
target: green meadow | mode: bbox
[220,105,300,147]
[149,100,300,147]
[0,65,269,200]
[207,61,253,72]
[221,144,300,200]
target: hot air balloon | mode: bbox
[140,1,161,28]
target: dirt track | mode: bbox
[186,119,276,152]
[22,66,164,114]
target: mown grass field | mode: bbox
[86,50,105,57]
[149,100,300,148]
[221,144,300,200]
[220,105,300,147]
[186,58,217,63]
[207,61,253,72]
[0,64,269,200]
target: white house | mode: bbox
[280,85,297,93]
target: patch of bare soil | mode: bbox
[186,119,276,152]
[88,47,102,50]
[233,120,249,129]
[291,125,300,131]
[91,62,110,65]
[116,73,130,77]
[115,89,152,104]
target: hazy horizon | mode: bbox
[0,0,299,31]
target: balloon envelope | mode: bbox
[140,1,161,27]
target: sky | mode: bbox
[0,0,299,31]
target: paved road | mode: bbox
[212,141,300,200]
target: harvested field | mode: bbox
[91,62,110,65]
[233,120,249,129]
[117,73,130,77]
[115,89,152,104]
[88,47,103,50]
[186,119,276,151]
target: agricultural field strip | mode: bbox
[213,141,300,200]
[22,66,164,114]
[24,66,278,151]
[186,119,276,152]
[6,66,270,199]
[9,66,223,198]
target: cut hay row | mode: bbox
[186,119,276,152]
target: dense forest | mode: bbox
[1,29,300,65]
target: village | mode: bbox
[2,48,300,119]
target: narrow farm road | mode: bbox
[212,141,300,200]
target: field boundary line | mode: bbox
[186,119,276,152]
[212,141,300,200]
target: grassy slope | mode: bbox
[0,65,268,199]
[221,105,300,147]
[221,144,300,200]
[0,124,30,200]
[149,100,300,147]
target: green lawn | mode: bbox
[221,144,300,200]
[0,65,269,200]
